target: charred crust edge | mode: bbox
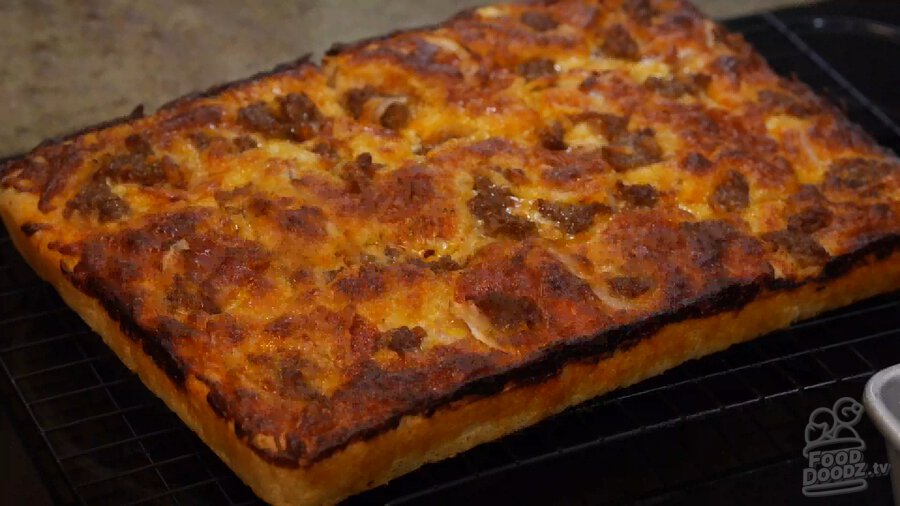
[297,234,900,466]
[62,268,189,387]
[67,233,898,468]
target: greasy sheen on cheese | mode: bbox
[2,0,899,469]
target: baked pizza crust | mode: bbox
[5,185,899,505]
[4,0,900,504]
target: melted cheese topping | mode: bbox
[2,0,898,466]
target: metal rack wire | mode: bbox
[1,6,899,505]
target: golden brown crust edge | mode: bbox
[4,185,900,505]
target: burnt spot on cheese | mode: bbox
[787,206,832,234]
[520,11,558,32]
[679,152,713,174]
[732,151,795,188]
[279,206,327,238]
[456,245,606,344]
[265,314,300,338]
[65,180,130,222]
[205,387,231,420]
[213,184,252,206]
[601,25,640,61]
[238,103,282,136]
[667,108,732,154]
[789,184,828,206]
[603,212,771,308]
[404,38,465,77]
[579,71,601,90]
[681,220,745,268]
[539,122,568,151]
[349,313,381,355]
[243,194,328,238]
[63,240,194,386]
[124,133,153,155]
[763,229,830,267]
[709,170,750,213]
[120,210,206,254]
[539,261,594,301]
[162,233,273,314]
[615,182,659,208]
[233,135,259,152]
[757,90,816,117]
[205,314,244,345]
[238,93,323,141]
[323,267,344,284]
[379,165,436,222]
[687,73,713,92]
[602,128,663,171]
[537,199,609,234]
[247,196,278,216]
[518,58,558,81]
[384,326,426,355]
[542,165,584,185]
[290,268,315,286]
[166,274,220,314]
[156,105,223,133]
[311,141,340,163]
[644,73,710,99]
[335,264,386,301]
[468,176,536,238]
[384,246,403,261]
[474,291,542,331]
[188,131,214,150]
[710,54,763,86]
[20,222,51,237]
[607,275,652,298]
[277,361,319,400]
[824,157,890,194]
[834,203,897,252]
[409,254,462,273]
[501,167,529,185]
[155,315,197,341]
[190,132,258,157]
[624,0,658,25]
[574,112,630,142]
[644,76,692,99]
[808,114,881,153]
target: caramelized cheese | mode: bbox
[2,0,899,467]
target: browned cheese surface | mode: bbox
[2,0,898,468]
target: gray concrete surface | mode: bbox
[0,0,810,157]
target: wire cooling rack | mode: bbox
[2,3,900,505]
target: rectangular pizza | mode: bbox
[2,0,899,504]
